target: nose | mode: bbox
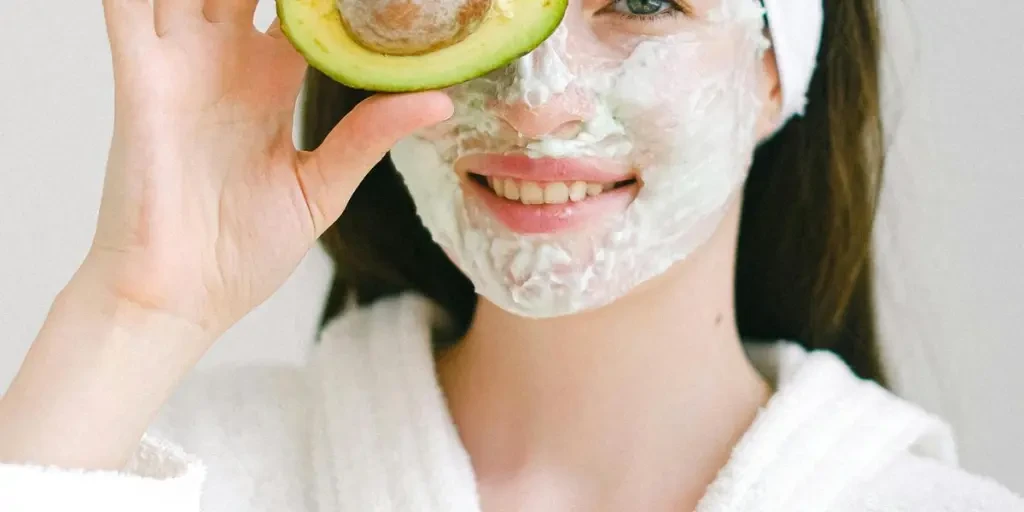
[493,91,591,140]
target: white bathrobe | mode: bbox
[1,293,1022,511]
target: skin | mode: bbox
[0,0,784,510]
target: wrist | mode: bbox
[55,262,217,352]
[71,249,228,341]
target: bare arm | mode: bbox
[0,0,452,473]
[0,264,210,470]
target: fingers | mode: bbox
[153,0,204,35]
[203,0,259,24]
[298,92,455,236]
[102,0,155,53]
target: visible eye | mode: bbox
[607,0,687,17]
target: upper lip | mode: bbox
[455,153,635,184]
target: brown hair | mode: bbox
[302,0,888,384]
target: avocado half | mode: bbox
[277,0,569,92]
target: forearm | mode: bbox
[0,269,213,471]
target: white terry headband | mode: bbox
[762,0,825,122]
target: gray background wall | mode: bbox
[1,0,1021,492]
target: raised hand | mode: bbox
[0,1,452,471]
[92,0,454,339]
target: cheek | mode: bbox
[612,41,762,164]
[607,52,709,160]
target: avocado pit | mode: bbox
[338,0,494,56]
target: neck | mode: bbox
[438,201,772,511]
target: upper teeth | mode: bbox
[486,177,614,205]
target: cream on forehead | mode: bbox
[391,0,771,318]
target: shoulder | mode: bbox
[150,292,439,462]
[153,362,311,443]
[732,342,1023,512]
[149,363,314,511]
[144,293,441,510]
[836,452,1024,512]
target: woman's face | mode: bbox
[390,0,777,318]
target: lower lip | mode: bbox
[463,178,638,235]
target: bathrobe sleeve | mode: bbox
[0,434,206,512]
[0,363,315,512]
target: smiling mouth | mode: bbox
[467,172,639,205]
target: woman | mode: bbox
[0,0,1021,510]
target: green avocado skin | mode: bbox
[278,0,569,92]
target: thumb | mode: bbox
[297,91,454,236]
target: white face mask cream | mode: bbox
[389,0,770,318]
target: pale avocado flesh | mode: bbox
[278,0,569,92]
